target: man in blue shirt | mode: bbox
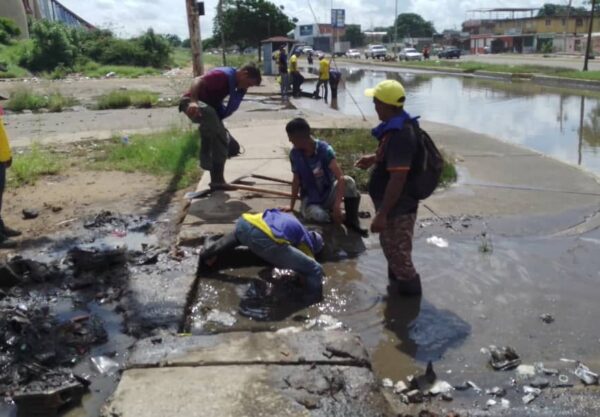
[284,118,367,236]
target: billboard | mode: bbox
[331,9,345,28]
[299,25,314,36]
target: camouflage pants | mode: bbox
[379,212,418,281]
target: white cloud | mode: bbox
[59,0,590,39]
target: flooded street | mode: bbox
[300,64,600,176]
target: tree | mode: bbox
[165,34,183,47]
[342,24,365,47]
[213,0,295,54]
[392,13,436,39]
[537,3,588,17]
[0,17,21,44]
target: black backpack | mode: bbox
[407,123,444,200]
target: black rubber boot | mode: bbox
[344,197,368,237]
[209,162,226,189]
[388,268,422,297]
[197,232,240,277]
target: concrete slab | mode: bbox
[103,364,391,417]
[127,331,369,368]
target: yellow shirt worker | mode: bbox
[0,106,21,243]
[313,55,331,101]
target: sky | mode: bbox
[59,0,591,39]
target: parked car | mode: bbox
[438,47,462,59]
[345,49,361,59]
[398,48,423,61]
[366,45,387,59]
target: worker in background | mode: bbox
[180,64,262,188]
[197,208,325,302]
[289,52,304,98]
[0,104,21,246]
[277,45,289,103]
[313,54,330,102]
[329,68,341,100]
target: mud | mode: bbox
[0,207,189,417]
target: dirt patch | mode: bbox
[1,169,170,249]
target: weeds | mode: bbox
[8,144,63,187]
[96,90,159,110]
[95,129,200,189]
[5,87,76,112]
[313,128,458,191]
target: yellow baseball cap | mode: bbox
[364,80,406,107]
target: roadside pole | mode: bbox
[218,0,227,66]
[394,0,398,58]
[186,0,204,76]
[584,0,596,71]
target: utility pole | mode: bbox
[186,0,204,76]
[584,0,596,71]
[563,0,573,53]
[218,0,227,66]
[394,0,398,57]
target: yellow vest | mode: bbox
[319,59,330,80]
[0,115,12,163]
[241,212,313,258]
[289,55,298,73]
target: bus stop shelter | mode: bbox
[261,36,297,75]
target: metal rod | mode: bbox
[215,183,294,198]
[250,174,293,185]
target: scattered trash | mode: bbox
[440,393,453,402]
[485,386,506,397]
[558,374,570,384]
[539,313,554,324]
[206,310,237,327]
[105,71,116,78]
[478,231,493,253]
[90,356,120,376]
[500,398,511,408]
[22,208,39,220]
[404,389,424,404]
[574,363,599,385]
[488,345,521,371]
[523,385,542,395]
[426,236,449,248]
[112,229,128,238]
[466,380,482,393]
[516,364,536,377]
[394,380,409,394]
[121,135,130,145]
[453,381,470,391]
[382,378,394,388]
[560,358,577,363]
[69,243,128,272]
[530,377,550,389]
[486,399,497,408]
[305,314,343,331]
[429,380,454,396]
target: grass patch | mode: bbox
[203,53,255,69]
[313,128,457,191]
[94,129,200,189]
[78,62,161,78]
[7,143,63,187]
[96,89,160,109]
[5,87,77,112]
[0,42,30,78]
[172,47,192,68]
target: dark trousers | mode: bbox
[329,79,340,100]
[0,163,5,222]
[291,72,303,97]
[314,79,328,101]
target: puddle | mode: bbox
[298,64,600,175]
[188,218,600,406]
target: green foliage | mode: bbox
[202,53,250,69]
[165,34,182,47]
[540,41,553,54]
[182,38,191,48]
[214,0,295,50]
[342,25,366,47]
[96,90,159,110]
[392,13,436,39]
[20,20,80,72]
[5,87,76,112]
[8,144,63,187]
[0,17,21,44]
[77,62,160,78]
[0,42,29,78]
[313,128,457,191]
[96,129,201,189]
[537,3,589,17]
[172,48,192,68]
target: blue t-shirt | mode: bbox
[290,140,336,200]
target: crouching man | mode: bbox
[284,118,367,236]
[197,209,324,301]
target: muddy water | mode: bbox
[190,217,600,410]
[300,65,600,176]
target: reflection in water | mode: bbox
[331,66,600,175]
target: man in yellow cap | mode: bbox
[355,80,422,296]
[0,104,22,245]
